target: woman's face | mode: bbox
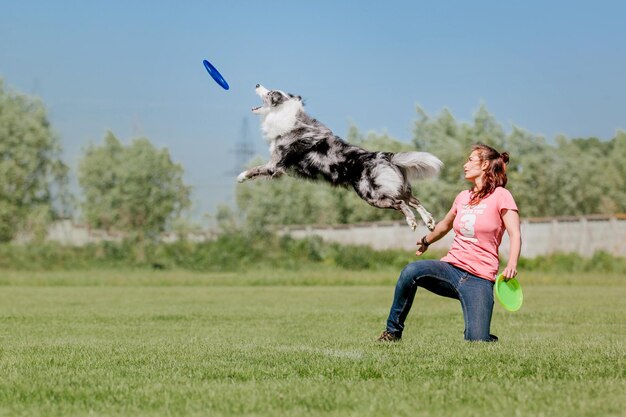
[463,151,486,182]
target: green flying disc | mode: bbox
[494,274,523,311]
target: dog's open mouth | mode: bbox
[251,97,269,113]
[251,98,268,113]
[251,97,266,113]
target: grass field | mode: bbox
[0,269,624,417]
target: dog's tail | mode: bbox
[392,152,443,180]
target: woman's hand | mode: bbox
[501,264,518,280]
[415,208,456,257]
[415,240,428,256]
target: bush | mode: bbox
[0,234,624,273]
[517,251,626,274]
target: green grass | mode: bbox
[0,270,624,417]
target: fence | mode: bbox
[279,215,626,259]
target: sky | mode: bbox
[1,0,625,222]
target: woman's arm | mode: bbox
[415,208,456,256]
[501,208,521,279]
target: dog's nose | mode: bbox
[256,84,260,88]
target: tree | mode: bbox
[0,79,69,242]
[78,132,191,239]
[545,135,625,215]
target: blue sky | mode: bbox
[2,0,625,221]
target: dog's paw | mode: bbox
[426,218,436,231]
[407,218,418,231]
[236,172,248,183]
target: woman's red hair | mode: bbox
[468,143,509,206]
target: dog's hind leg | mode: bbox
[237,164,284,183]
[366,197,418,231]
[408,196,436,231]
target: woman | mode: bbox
[378,143,521,342]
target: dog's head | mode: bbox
[251,84,303,116]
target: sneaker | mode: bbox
[377,330,401,342]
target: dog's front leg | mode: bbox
[237,164,284,183]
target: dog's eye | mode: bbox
[270,91,283,105]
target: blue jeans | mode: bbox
[385,260,497,342]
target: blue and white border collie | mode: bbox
[237,84,443,230]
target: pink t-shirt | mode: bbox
[441,187,518,281]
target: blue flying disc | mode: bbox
[494,273,523,312]
[203,59,229,90]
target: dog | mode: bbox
[237,84,443,231]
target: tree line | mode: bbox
[0,80,190,243]
[1,78,625,243]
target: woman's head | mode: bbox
[464,143,509,205]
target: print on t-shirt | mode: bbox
[458,203,486,243]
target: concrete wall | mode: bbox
[44,220,124,246]
[279,215,626,258]
[14,220,214,246]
